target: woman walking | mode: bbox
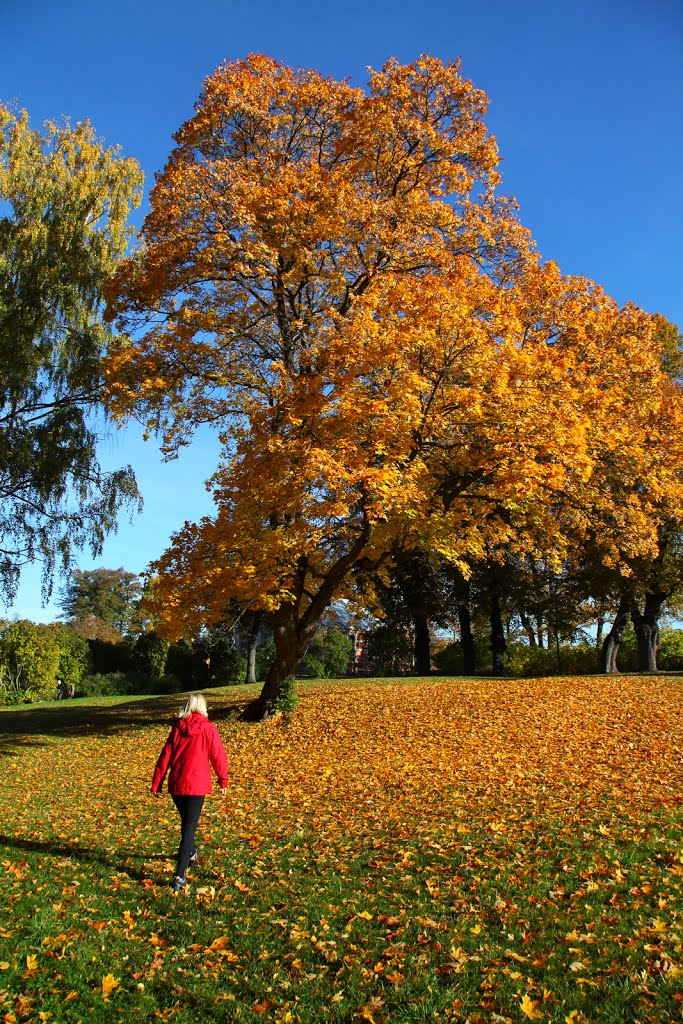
[151,693,228,891]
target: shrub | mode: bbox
[80,672,133,697]
[273,675,298,715]
[653,627,683,671]
[132,632,170,679]
[303,629,352,678]
[0,619,90,704]
[210,645,247,686]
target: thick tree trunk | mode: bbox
[244,602,319,719]
[245,522,373,720]
[600,595,630,673]
[630,592,666,672]
[457,603,476,675]
[413,611,431,674]
[488,576,507,677]
[244,611,262,685]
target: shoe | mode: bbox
[171,875,187,892]
[189,846,200,865]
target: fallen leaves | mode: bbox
[100,973,119,997]
[2,675,683,1021]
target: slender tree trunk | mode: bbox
[630,592,666,672]
[488,576,507,677]
[600,595,630,673]
[457,603,476,675]
[413,611,431,675]
[520,611,537,647]
[595,614,604,650]
[244,610,262,684]
[536,615,545,649]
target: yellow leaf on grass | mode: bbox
[25,954,37,971]
[520,994,543,1020]
[355,910,373,921]
[101,974,119,997]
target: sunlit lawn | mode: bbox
[1,675,683,1023]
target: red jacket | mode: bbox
[151,713,229,795]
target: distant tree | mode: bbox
[0,104,143,603]
[59,567,143,637]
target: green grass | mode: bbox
[1,677,683,1023]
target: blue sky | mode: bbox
[2,0,682,622]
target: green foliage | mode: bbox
[51,623,90,687]
[302,628,352,678]
[653,626,683,671]
[132,631,170,680]
[273,674,298,714]
[60,567,143,636]
[255,639,276,682]
[201,626,247,686]
[79,670,183,698]
[0,619,89,704]
[211,646,247,686]
[0,104,143,602]
[79,671,133,697]
[366,623,413,675]
[87,636,133,676]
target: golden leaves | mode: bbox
[100,973,119,997]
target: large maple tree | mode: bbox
[105,54,683,717]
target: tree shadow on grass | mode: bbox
[0,832,168,884]
[0,689,255,757]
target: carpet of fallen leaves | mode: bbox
[1,675,683,1024]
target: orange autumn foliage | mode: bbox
[104,54,683,715]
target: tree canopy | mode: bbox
[105,54,683,716]
[59,566,143,638]
[0,104,143,602]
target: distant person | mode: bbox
[151,693,228,892]
[56,678,65,700]
[68,681,76,699]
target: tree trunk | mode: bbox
[245,522,373,720]
[488,576,507,677]
[457,603,476,675]
[630,592,666,672]
[413,610,431,675]
[600,595,630,673]
[244,602,318,719]
[536,616,545,649]
[520,611,537,647]
[244,611,262,685]
[595,614,604,650]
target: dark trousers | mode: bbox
[172,794,205,878]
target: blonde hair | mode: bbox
[179,693,208,719]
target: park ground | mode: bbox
[1,675,683,1023]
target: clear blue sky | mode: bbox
[2,0,682,622]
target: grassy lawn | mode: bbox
[1,675,683,1023]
